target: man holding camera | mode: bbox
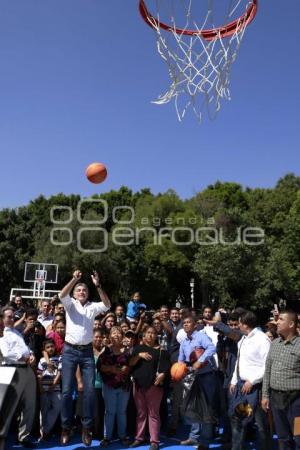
[0,306,36,448]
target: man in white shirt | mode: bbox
[37,300,54,330]
[202,307,219,368]
[0,306,36,448]
[229,311,272,450]
[60,269,111,446]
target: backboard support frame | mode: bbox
[8,262,60,303]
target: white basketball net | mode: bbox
[143,0,255,122]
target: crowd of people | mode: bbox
[0,269,300,450]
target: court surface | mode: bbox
[6,429,279,449]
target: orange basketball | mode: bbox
[170,362,188,382]
[86,162,107,184]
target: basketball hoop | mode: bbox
[139,0,258,121]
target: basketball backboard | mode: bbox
[24,262,58,284]
[9,262,60,303]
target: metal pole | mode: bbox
[190,278,195,309]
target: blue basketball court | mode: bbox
[6,429,279,450]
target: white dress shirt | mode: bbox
[176,328,187,344]
[231,327,270,386]
[60,294,109,345]
[203,324,219,368]
[37,313,54,330]
[0,327,31,364]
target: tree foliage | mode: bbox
[1,174,300,310]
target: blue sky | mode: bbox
[0,0,299,208]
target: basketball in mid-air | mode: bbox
[170,362,188,382]
[86,162,107,184]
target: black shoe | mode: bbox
[82,428,93,446]
[221,444,232,450]
[18,437,37,448]
[180,439,198,446]
[60,429,71,446]
[121,437,131,446]
[149,444,159,450]
[39,432,51,442]
[129,440,144,448]
[166,428,177,437]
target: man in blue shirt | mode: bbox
[178,322,216,371]
[179,316,218,450]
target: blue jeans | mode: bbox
[189,422,214,446]
[102,383,130,440]
[61,343,95,429]
[189,422,201,442]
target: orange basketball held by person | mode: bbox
[170,362,188,382]
[86,162,107,184]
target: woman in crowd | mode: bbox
[98,326,131,447]
[124,330,138,436]
[102,313,116,333]
[264,321,278,342]
[120,320,130,334]
[151,317,170,429]
[47,319,66,354]
[152,317,163,336]
[129,326,171,450]
[45,312,65,335]
[93,328,105,440]
[94,315,103,331]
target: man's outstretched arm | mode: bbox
[91,270,111,309]
[60,270,82,300]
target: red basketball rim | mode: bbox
[139,0,258,40]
